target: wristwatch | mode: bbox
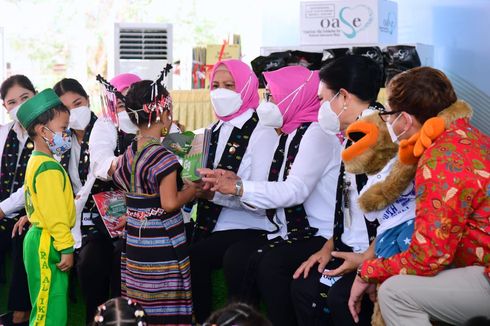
[357,265,363,278]
[235,179,243,196]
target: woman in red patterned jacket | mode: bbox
[348,67,490,326]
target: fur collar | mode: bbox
[438,100,472,128]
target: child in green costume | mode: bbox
[17,88,75,326]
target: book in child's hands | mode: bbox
[181,128,212,181]
[92,191,126,238]
[161,131,195,158]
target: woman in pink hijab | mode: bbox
[257,65,321,134]
[199,65,343,326]
[190,59,279,324]
[208,59,260,121]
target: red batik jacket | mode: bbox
[360,116,490,283]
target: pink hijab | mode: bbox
[210,59,259,121]
[263,66,320,134]
[110,73,141,93]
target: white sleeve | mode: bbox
[211,192,242,209]
[76,172,96,206]
[0,186,26,218]
[240,125,332,210]
[89,119,118,181]
[210,129,254,210]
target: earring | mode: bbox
[161,127,169,137]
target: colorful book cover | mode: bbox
[92,191,126,238]
[162,131,195,158]
[181,128,212,181]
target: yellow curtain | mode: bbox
[170,88,386,131]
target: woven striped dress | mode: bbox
[113,141,192,325]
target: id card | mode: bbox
[319,269,342,287]
[82,212,95,226]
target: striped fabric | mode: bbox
[113,143,192,325]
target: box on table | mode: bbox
[205,44,241,88]
[300,0,398,46]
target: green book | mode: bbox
[162,131,195,157]
[181,128,212,181]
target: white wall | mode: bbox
[396,0,490,134]
[260,0,490,134]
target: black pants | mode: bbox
[7,230,31,312]
[223,235,326,326]
[189,229,265,323]
[291,268,332,326]
[0,217,15,283]
[77,237,122,323]
[291,267,374,326]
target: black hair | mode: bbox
[26,105,70,138]
[125,80,170,127]
[204,303,272,326]
[91,297,147,326]
[53,78,89,99]
[319,55,383,107]
[1,75,36,100]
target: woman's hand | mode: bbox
[293,239,334,279]
[12,215,30,238]
[197,168,217,191]
[198,168,239,195]
[323,251,365,277]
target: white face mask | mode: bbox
[318,92,344,135]
[8,104,21,122]
[210,77,251,118]
[386,113,411,143]
[210,88,243,117]
[257,101,283,128]
[257,75,311,129]
[69,106,91,130]
[117,111,138,134]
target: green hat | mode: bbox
[17,88,62,129]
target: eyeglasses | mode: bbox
[378,110,402,122]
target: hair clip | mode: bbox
[133,64,173,128]
[96,75,126,103]
[97,304,107,312]
[96,74,127,126]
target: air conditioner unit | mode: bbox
[112,23,173,89]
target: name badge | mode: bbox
[82,213,95,226]
[319,270,342,287]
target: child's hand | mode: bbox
[190,180,214,200]
[182,179,198,199]
[57,253,74,272]
[115,215,128,230]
